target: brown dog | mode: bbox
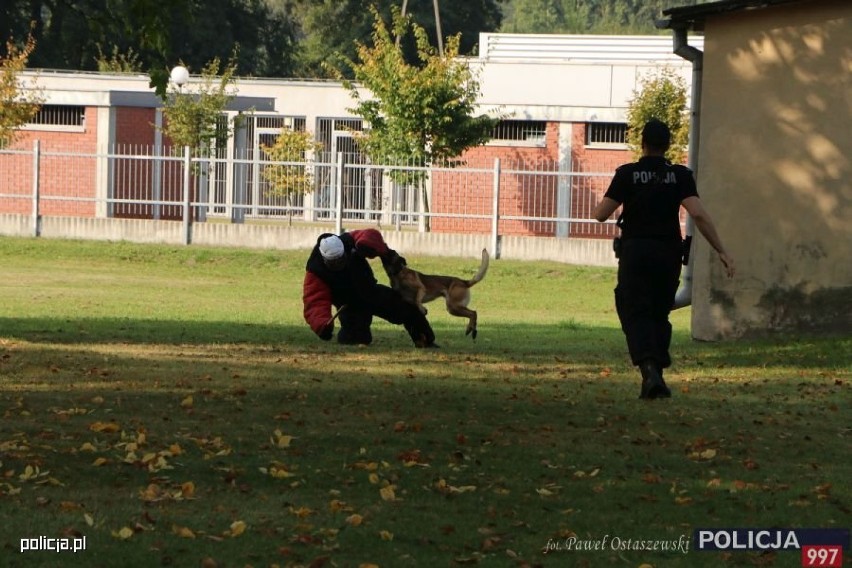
[384,249,489,339]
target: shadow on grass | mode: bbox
[2,316,849,371]
[0,322,849,568]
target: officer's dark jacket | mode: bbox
[604,156,698,241]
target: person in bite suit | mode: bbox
[302,228,438,348]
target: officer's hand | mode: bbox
[718,252,735,278]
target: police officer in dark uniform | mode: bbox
[593,119,734,399]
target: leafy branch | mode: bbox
[1,30,43,149]
[261,128,323,226]
[160,54,239,154]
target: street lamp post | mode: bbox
[170,65,189,90]
[169,65,199,238]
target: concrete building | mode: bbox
[658,0,850,338]
[3,34,699,239]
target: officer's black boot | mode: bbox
[639,359,671,399]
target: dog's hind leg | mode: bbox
[446,298,478,339]
[452,306,477,339]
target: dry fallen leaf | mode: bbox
[89,422,119,433]
[228,520,246,537]
[139,483,161,502]
[181,481,195,498]
[290,506,314,518]
[113,527,134,540]
[172,525,195,538]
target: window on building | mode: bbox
[488,120,546,146]
[255,116,306,132]
[27,105,86,128]
[586,122,627,146]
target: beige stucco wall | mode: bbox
[690,0,851,339]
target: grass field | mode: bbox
[1,237,849,568]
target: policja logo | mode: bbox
[696,529,800,550]
[694,528,849,552]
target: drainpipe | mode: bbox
[671,26,703,309]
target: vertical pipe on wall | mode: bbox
[671,27,703,310]
[182,146,192,245]
[31,140,40,237]
[153,110,163,221]
[335,152,344,235]
[491,158,501,259]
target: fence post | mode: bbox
[182,146,192,245]
[334,152,344,235]
[491,158,501,259]
[31,140,41,237]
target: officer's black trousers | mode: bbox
[337,284,435,346]
[614,238,682,368]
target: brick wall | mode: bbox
[1,107,99,217]
[569,123,628,240]
[113,107,159,219]
[115,107,156,146]
[431,122,631,238]
[111,107,195,221]
[2,112,682,235]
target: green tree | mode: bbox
[626,67,689,164]
[500,0,710,35]
[338,6,497,229]
[501,0,591,34]
[95,44,143,73]
[260,127,323,226]
[0,31,43,149]
[285,0,503,78]
[160,55,238,153]
[2,0,296,96]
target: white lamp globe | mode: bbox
[170,65,190,86]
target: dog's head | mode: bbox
[382,252,408,279]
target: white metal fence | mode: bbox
[0,143,633,244]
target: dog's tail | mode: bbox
[466,248,490,287]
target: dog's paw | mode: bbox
[466,327,477,340]
[419,307,428,315]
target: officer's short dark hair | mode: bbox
[641,119,671,151]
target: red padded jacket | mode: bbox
[302,229,390,337]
